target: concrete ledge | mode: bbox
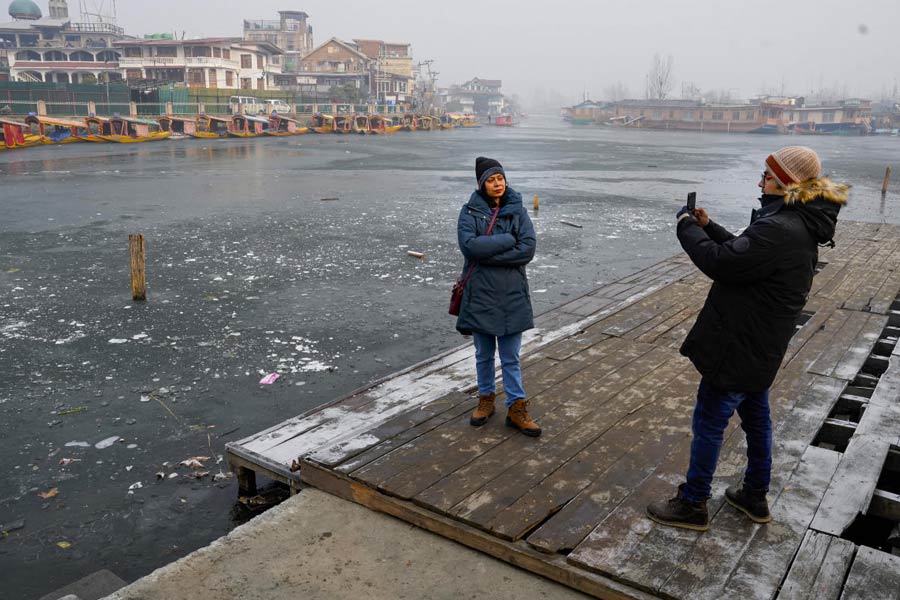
[103,488,588,600]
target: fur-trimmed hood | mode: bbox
[783,177,849,245]
[783,177,849,206]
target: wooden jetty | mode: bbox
[227,219,900,599]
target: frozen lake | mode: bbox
[1,116,899,599]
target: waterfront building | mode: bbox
[442,78,505,115]
[353,39,414,104]
[115,37,282,91]
[563,99,612,125]
[291,37,371,99]
[243,10,313,73]
[0,0,125,83]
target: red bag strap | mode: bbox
[459,206,501,284]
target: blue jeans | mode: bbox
[683,378,772,503]
[472,332,525,408]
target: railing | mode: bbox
[68,22,125,35]
[185,57,240,69]
[120,57,177,67]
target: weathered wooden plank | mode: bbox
[351,340,654,493]
[840,546,900,600]
[784,308,850,374]
[776,531,855,600]
[298,458,669,600]
[412,346,677,517]
[842,268,890,312]
[461,357,694,538]
[809,310,873,378]
[376,342,664,501]
[709,447,842,600]
[832,314,887,381]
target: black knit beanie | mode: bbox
[475,156,505,189]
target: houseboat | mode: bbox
[193,115,230,138]
[228,115,268,138]
[158,116,197,139]
[333,115,354,134]
[24,115,90,144]
[310,113,335,134]
[368,114,402,134]
[0,118,42,149]
[353,114,371,134]
[267,113,308,136]
[490,115,516,127]
[417,116,435,131]
[401,113,418,132]
[99,116,171,143]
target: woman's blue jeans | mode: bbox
[472,332,525,408]
[683,378,772,503]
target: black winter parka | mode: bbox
[677,178,848,392]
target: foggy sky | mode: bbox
[103,0,899,106]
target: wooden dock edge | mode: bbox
[299,458,659,600]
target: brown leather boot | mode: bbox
[470,393,495,426]
[506,399,541,437]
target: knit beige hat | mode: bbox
[765,146,821,187]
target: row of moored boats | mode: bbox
[0,112,481,149]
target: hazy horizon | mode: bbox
[60,1,900,106]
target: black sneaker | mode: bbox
[725,485,772,523]
[646,484,709,531]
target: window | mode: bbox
[223,49,231,60]
[684,110,694,121]
[15,50,41,61]
[378,80,391,93]
[156,46,177,58]
[257,78,264,90]
[257,55,263,69]
[241,77,251,89]
[712,111,724,120]
[208,69,217,88]
[241,54,252,68]
[396,81,407,93]
[126,68,142,80]
[327,45,338,54]
[44,51,66,61]
[124,46,143,58]
[669,111,675,119]
[214,47,222,58]
[746,111,755,120]
[191,70,204,84]
[652,111,662,120]
[698,111,704,120]
[732,111,740,120]
[192,46,211,58]
[823,111,835,123]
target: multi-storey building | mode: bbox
[115,37,282,91]
[243,11,312,73]
[1,0,125,83]
[353,39,414,104]
[290,37,370,98]
[443,78,505,115]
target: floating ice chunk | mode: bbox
[108,339,128,344]
[132,333,148,340]
[94,436,120,449]
[65,441,90,448]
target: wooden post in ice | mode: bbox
[883,166,892,196]
[129,234,146,302]
[533,195,540,211]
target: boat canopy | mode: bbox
[0,117,27,127]
[117,116,162,126]
[271,114,299,124]
[244,115,269,124]
[26,116,87,128]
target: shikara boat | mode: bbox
[99,116,171,143]
[83,116,113,142]
[158,116,197,139]
[460,114,481,128]
[401,113,418,132]
[192,115,230,138]
[353,114,371,134]
[368,114,402,134]
[311,113,335,134]
[417,116,435,131]
[0,117,43,149]
[439,114,455,130]
[333,115,354,134]
[267,113,308,136]
[228,114,268,138]
[24,115,90,144]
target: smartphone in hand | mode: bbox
[687,192,696,213]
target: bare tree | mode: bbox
[647,53,675,100]
[603,81,630,102]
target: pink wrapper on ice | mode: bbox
[259,373,280,385]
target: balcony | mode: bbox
[185,57,239,69]
[120,56,179,67]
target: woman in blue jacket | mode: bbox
[456,157,540,437]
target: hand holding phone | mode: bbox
[687,192,696,213]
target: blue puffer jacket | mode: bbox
[455,188,536,336]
